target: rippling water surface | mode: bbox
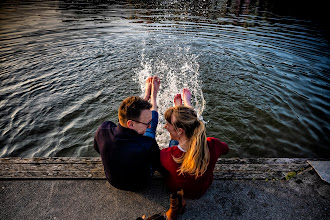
[0,0,329,158]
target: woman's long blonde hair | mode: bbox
[165,106,210,178]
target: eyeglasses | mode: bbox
[130,119,152,127]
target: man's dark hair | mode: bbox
[118,96,152,126]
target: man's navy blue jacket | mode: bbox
[94,121,162,191]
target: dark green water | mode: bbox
[0,0,329,157]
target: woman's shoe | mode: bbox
[176,189,186,214]
[136,213,165,220]
[165,190,186,220]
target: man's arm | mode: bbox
[150,142,167,175]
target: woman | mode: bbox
[138,89,228,220]
[160,89,229,219]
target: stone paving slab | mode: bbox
[0,157,320,180]
[308,161,330,183]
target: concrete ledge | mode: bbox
[1,158,329,220]
[0,157,327,180]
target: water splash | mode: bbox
[134,42,205,148]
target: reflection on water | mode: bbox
[0,0,329,158]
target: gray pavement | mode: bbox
[1,167,329,220]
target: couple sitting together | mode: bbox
[94,76,229,220]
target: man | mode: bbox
[94,76,162,191]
